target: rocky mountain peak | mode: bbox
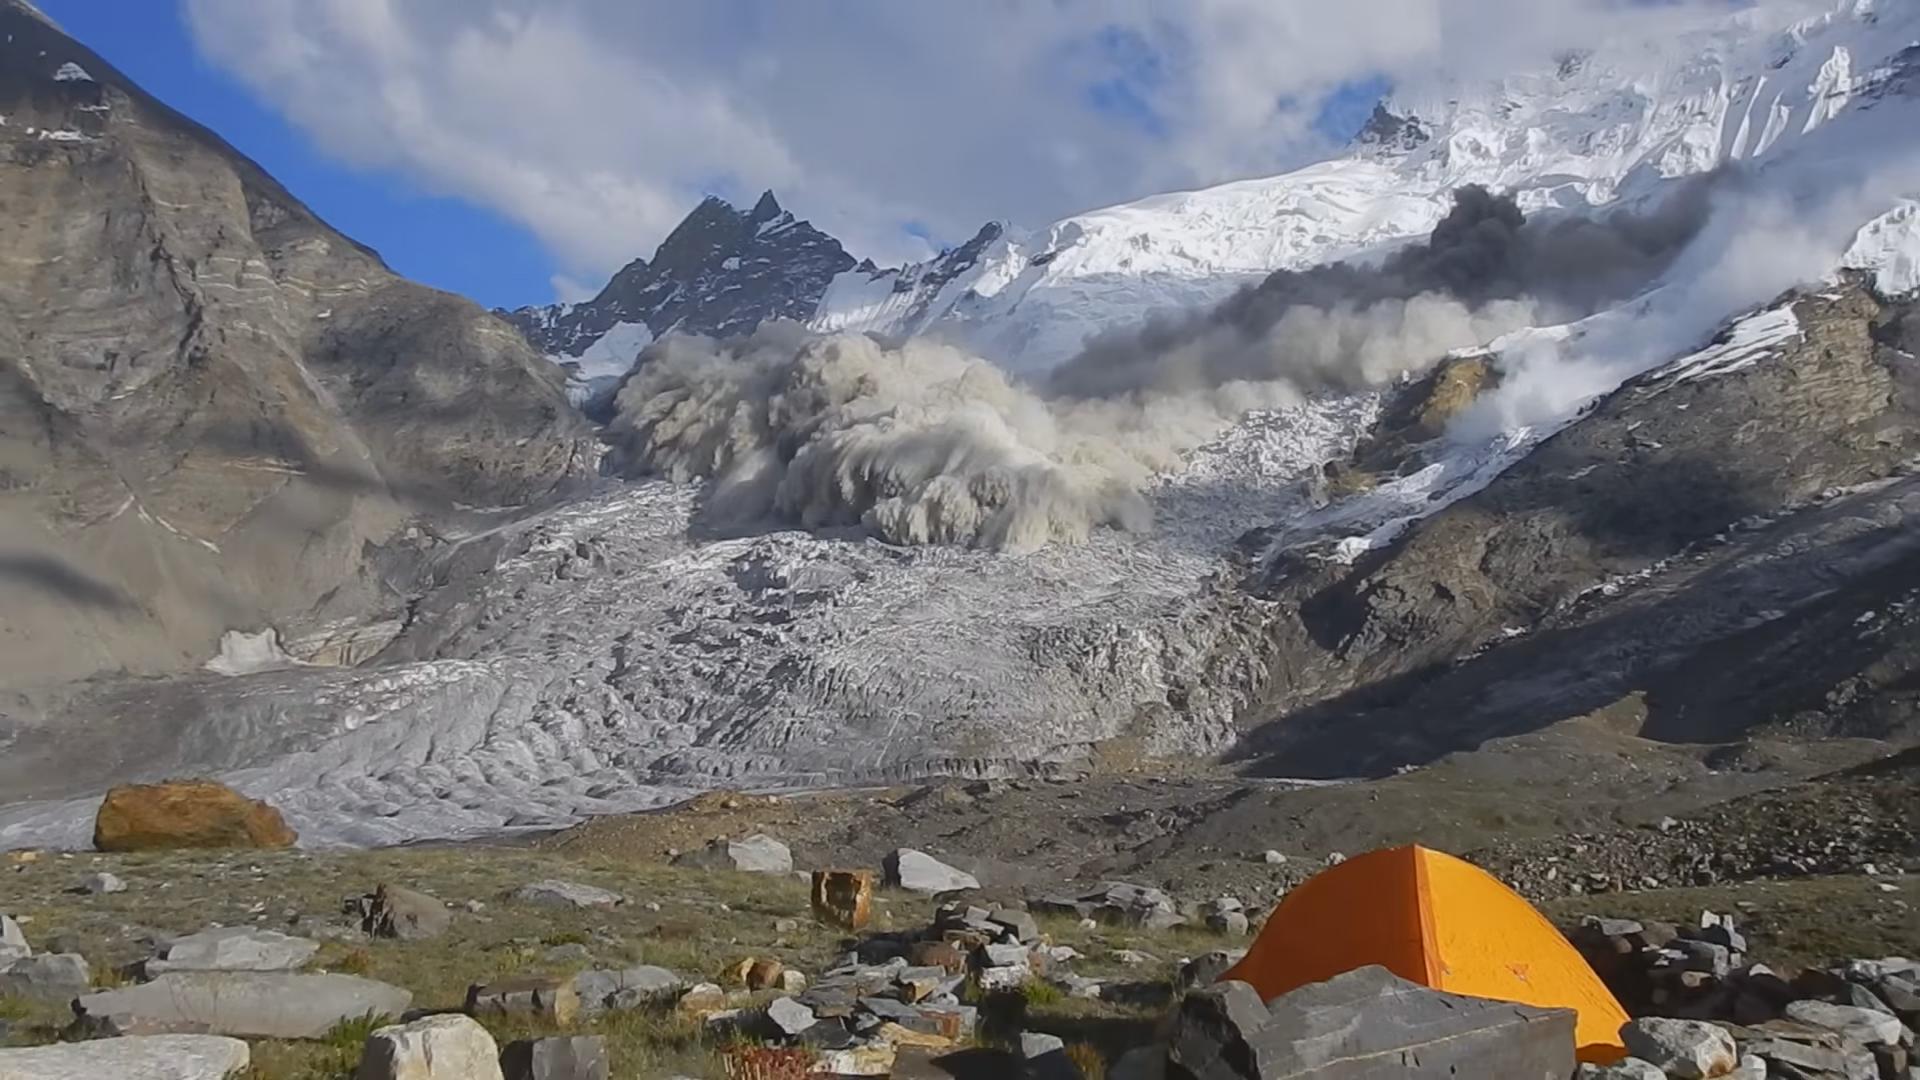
[504,190,855,394]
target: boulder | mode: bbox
[513,880,623,910]
[1168,968,1577,1080]
[882,849,979,894]
[1178,950,1247,990]
[1082,882,1185,929]
[358,885,452,941]
[467,975,581,1026]
[1619,1017,1737,1079]
[84,871,128,894]
[765,995,817,1037]
[1742,1020,1879,1078]
[93,781,296,852]
[1112,1045,1168,1080]
[990,907,1041,944]
[356,1013,503,1080]
[75,972,411,1039]
[0,1034,250,1079]
[500,1035,611,1080]
[146,927,320,975]
[672,834,793,874]
[811,870,874,930]
[1782,999,1907,1046]
[572,965,684,1015]
[0,952,91,1003]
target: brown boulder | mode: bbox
[811,869,874,931]
[94,781,297,852]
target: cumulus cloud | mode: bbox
[181,0,1755,295]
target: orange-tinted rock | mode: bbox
[810,869,873,931]
[94,780,297,852]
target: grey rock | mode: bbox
[1178,950,1247,990]
[572,965,684,1015]
[1022,1032,1066,1058]
[1169,968,1576,1080]
[671,834,792,874]
[355,1014,503,1080]
[358,884,451,941]
[883,849,979,894]
[765,995,817,1037]
[0,1034,251,1079]
[0,914,29,963]
[1261,851,1288,865]
[84,871,127,894]
[501,1036,610,1080]
[75,972,411,1039]
[0,952,91,1002]
[982,943,1031,968]
[146,926,320,975]
[514,880,624,910]
[467,976,580,1024]
[989,908,1040,944]
[1583,917,1645,938]
[1620,1017,1737,1079]
[1783,999,1907,1046]
[1207,910,1250,936]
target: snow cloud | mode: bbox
[181,0,1753,297]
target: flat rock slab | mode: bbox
[513,880,623,910]
[76,972,411,1040]
[884,850,979,895]
[1171,966,1577,1079]
[0,1034,250,1079]
[147,927,320,974]
[573,965,683,1015]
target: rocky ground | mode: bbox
[0,737,1913,1078]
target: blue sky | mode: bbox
[38,0,558,309]
[41,3,1402,311]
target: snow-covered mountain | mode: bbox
[4,0,1920,850]
[532,0,1918,383]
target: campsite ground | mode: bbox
[0,844,1910,1080]
[0,737,1912,1078]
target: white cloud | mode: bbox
[182,0,1741,300]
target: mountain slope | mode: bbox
[0,0,595,688]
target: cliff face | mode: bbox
[0,0,595,687]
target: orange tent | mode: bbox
[1223,844,1629,1063]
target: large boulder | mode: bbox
[1167,967,1577,1079]
[1619,1017,1737,1079]
[0,952,91,1002]
[355,884,452,941]
[355,1014,503,1080]
[93,781,296,852]
[572,965,684,1015]
[75,972,411,1039]
[672,834,793,874]
[882,849,979,894]
[145,927,320,975]
[0,1034,250,1079]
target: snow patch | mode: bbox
[1842,199,1920,297]
[52,61,92,83]
[205,628,302,677]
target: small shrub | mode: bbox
[1021,979,1066,1007]
[332,946,374,975]
[1067,1041,1108,1080]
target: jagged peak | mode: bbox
[750,190,784,222]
